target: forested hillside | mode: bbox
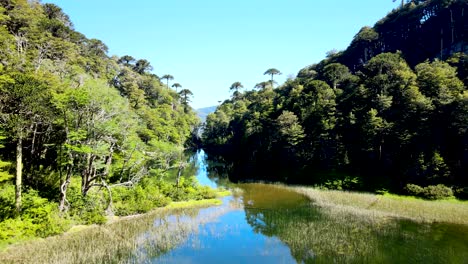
[203,0,468,198]
[0,0,213,244]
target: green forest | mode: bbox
[0,0,467,253]
[0,0,218,245]
[203,0,468,198]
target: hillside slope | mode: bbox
[202,0,468,197]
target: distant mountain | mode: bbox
[197,106,217,122]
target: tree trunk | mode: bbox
[176,163,184,187]
[59,150,74,212]
[15,137,22,213]
[59,164,73,212]
[102,179,113,215]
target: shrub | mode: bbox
[111,182,171,216]
[405,183,453,200]
[22,190,69,237]
[0,189,69,245]
[0,184,15,221]
[198,186,216,199]
[405,184,424,196]
[423,184,453,200]
[67,180,107,225]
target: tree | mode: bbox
[172,82,182,92]
[161,74,174,88]
[0,71,53,212]
[415,60,464,105]
[264,68,281,85]
[230,81,243,93]
[85,38,108,57]
[133,59,153,74]
[117,55,135,67]
[254,81,273,90]
[178,88,193,113]
[42,3,73,28]
[322,63,351,89]
[276,111,305,146]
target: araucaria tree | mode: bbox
[264,68,282,86]
[172,82,182,92]
[178,88,193,113]
[161,74,174,88]
[230,81,244,93]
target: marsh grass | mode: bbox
[1,185,467,264]
[242,184,468,263]
[0,198,229,264]
[293,187,468,224]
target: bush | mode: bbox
[0,188,69,245]
[423,184,453,200]
[405,184,424,196]
[0,184,15,221]
[22,190,70,237]
[405,183,453,200]
[67,180,107,225]
[198,186,216,199]
[112,183,171,216]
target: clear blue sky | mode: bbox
[42,0,398,109]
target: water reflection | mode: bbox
[194,150,218,188]
[148,152,468,263]
[152,195,298,264]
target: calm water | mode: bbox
[143,150,468,264]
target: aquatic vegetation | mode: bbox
[0,199,230,264]
[293,186,468,224]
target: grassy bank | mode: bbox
[0,174,227,248]
[292,186,468,225]
[0,192,229,264]
[239,184,468,263]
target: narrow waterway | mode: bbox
[151,149,303,263]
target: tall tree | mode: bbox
[322,63,351,89]
[117,55,135,67]
[254,81,273,90]
[0,71,53,212]
[230,81,244,93]
[264,68,282,85]
[178,88,193,113]
[161,74,174,88]
[133,59,153,74]
[172,82,182,92]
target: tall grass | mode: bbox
[0,199,232,264]
[293,187,468,224]
[244,184,468,263]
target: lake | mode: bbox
[144,150,468,264]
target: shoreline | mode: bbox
[0,190,231,252]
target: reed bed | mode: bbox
[0,199,233,264]
[293,187,468,225]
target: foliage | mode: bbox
[0,0,204,245]
[421,184,454,200]
[405,183,454,200]
[202,0,467,193]
[0,186,69,245]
